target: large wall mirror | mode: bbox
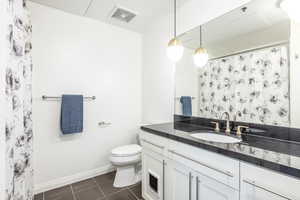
[175,0,300,128]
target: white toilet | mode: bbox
[110,144,142,188]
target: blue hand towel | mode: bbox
[60,95,83,134]
[180,96,192,116]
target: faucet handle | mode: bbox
[236,126,249,137]
[210,121,220,132]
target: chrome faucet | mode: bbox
[220,112,231,134]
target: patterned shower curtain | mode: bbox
[198,45,289,126]
[2,0,33,199]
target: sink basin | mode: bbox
[190,133,242,144]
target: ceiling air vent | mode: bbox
[110,6,137,23]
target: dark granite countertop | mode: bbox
[141,122,300,179]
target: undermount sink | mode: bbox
[190,133,242,144]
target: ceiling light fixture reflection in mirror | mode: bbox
[193,26,209,68]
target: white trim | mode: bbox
[34,164,115,194]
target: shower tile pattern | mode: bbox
[199,46,289,126]
[4,0,33,199]
[34,171,143,200]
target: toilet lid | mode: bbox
[111,144,142,157]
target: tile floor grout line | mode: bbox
[38,172,142,200]
[70,184,77,200]
[103,186,130,198]
[93,177,107,198]
[127,188,139,200]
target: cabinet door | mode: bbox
[165,159,194,200]
[142,149,165,200]
[241,179,290,200]
[195,172,239,200]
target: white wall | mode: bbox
[175,49,199,116]
[290,20,300,128]
[142,0,251,123]
[29,2,142,193]
[142,14,175,124]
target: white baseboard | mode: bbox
[34,164,115,194]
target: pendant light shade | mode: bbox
[281,0,300,22]
[167,38,184,62]
[194,26,209,67]
[194,47,209,67]
[167,0,184,62]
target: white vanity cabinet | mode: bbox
[165,158,239,200]
[142,148,165,200]
[140,131,239,200]
[140,131,169,200]
[194,171,239,200]
[140,131,300,200]
[164,159,194,200]
[240,163,300,200]
[166,144,239,200]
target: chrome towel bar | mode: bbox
[175,97,196,100]
[42,95,96,101]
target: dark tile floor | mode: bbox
[34,171,143,200]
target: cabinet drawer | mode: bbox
[168,140,240,190]
[241,162,300,200]
[140,131,169,155]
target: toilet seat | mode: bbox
[111,144,142,157]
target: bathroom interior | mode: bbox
[1,0,300,199]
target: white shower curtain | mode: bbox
[198,45,289,126]
[1,0,33,199]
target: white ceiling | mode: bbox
[180,0,289,49]
[29,0,186,33]
[178,0,290,58]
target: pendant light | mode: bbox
[167,0,184,62]
[193,26,209,68]
[281,0,300,22]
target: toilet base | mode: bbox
[113,165,141,188]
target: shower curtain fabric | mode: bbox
[198,45,289,126]
[2,0,33,199]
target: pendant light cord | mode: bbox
[174,0,177,38]
[200,26,203,48]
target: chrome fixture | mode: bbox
[236,125,249,137]
[42,95,96,101]
[210,121,220,132]
[175,96,196,100]
[220,112,231,134]
[98,121,112,126]
[167,0,184,62]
